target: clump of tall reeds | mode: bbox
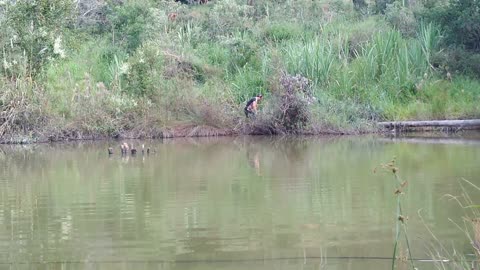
[424,179,480,270]
[0,79,51,143]
[473,218,480,261]
[376,157,415,270]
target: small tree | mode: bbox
[421,0,480,52]
[445,0,479,52]
[1,0,75,77]
[106,2,151,53]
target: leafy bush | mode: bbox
[420,0,480,52]
[346,17,386,59]
[124,42,165,97]
[161,50,210,88]
[1,0,75,76]
[431,48,480,79]
[231,66,265,103]
[206,0,254,38]
[264,22,302,42]
[353,0,368,14]
[255,72,312,134]
[43,39,120,94]
[282,37,337,86]
[373,0,395,14]
[221,35,260,73]
[385,2,417,37]
[0,80,48,139]
[75,0,108,31]
[196,43,230,66]
[106,2,151,53]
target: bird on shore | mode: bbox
[115,142,153,156]
[130,144,137,155]
[121,142,129,155]
[446,71,452,81]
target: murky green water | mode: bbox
[1,134,480,269]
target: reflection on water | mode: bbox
[1,134,480,269]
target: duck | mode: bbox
[121,142,129,155]
[130,144,137,155]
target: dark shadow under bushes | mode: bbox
[432,48,480,79]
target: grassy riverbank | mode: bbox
[1,0,480,143]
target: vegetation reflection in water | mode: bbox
[0,135,479,269]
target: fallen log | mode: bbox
[378,137,480,145]
[378,119,480,131]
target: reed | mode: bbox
[376,157,416,270]
[282,37,336,86]
[421,179,480,270]
[418,22,441,70]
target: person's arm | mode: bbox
[252,99,258,113]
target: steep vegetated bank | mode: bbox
[1,0,480,143]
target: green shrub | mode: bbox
[432,48,480,79]
[124,42,165,97]
[43,38,120,88]
[282,37,336,86]
[106,2,151,53]
[385,2,417,37]
[345,16,387,59]
[206,0,254,38]
[231,66,265,103]
[1,0,75,76]
[196,43,230,67]
[250,72,311,134]
[353,0,368,14]
[264,22,302,42]
[222,35,260,73]
[373,0,395,14]
[420,0,480,52]
[0,79,48,139]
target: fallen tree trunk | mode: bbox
[378,137,480,145]
[378,119,480,131]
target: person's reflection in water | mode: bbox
[121,153,130,164]
[246,145,261,176]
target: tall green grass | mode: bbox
[423,179,480,270]
[418,22,441,70]
[282,37,336,86]
[377,158,415,270]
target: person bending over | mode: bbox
[244,94,263,118]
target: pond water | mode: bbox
[1,134,480,269]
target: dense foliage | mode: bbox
[1,0,480,142]
[420,0,480,77]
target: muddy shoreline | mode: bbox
[0,123,353,145]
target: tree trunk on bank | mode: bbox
[378,119,480,131]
